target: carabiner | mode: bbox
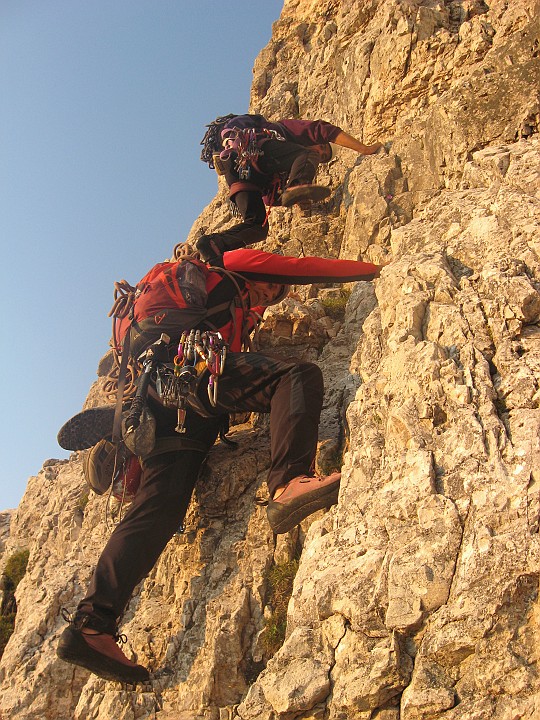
[219,346,227,375]
[208,375,219,407]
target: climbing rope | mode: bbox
[103,349,139,403]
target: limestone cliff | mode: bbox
[1,1,539,718]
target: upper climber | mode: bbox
[198,113,383,264]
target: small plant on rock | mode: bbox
[262,558,299,656]
[320,288,351,321]
[0,549,30,658]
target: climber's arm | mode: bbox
[332,130,383,155]
[224,248,386,284]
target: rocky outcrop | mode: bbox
[1,1,539,719]
[238,137,540,720]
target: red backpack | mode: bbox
[110,257,212,362]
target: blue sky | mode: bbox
[0,0,283,510]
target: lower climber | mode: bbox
[56,247,388,685]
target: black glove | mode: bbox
[196,235,225,267]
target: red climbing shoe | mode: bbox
[57,624,149,685]
[266,472,341,534]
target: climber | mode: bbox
[56,246,389,686]
[198,113,384,264]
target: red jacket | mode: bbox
[213,249,378,351]
[224,248,378,284]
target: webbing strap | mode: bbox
[204,298,235,319]
[208,266,251,350]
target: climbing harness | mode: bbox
[99,331,221,529]
[220,126,285,180]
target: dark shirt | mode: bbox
[222,114,342,147]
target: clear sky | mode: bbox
[0,0,283,511]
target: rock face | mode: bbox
[1,1,539,718]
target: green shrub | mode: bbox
[0,549,30,658]
[77,491,90,512]
[318,443,344,475]
[320,289,351,321]
[3,549,30,592]
[262,559,299,656]
[0,614,16,658]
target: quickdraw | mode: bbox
[155,330,228,433]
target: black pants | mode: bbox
[77,352,323,632]
[202,139,321,256]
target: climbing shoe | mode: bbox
[280,184,331,207]
[57,405,118,451]
[57,624,149,685]
[266,472,341,534]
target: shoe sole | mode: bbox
[281,185,331,207]
[57,406,117,451]
[266,482,339,534]
[57,627,149,685]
